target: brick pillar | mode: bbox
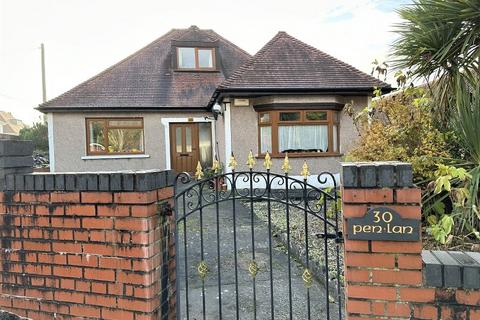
[0,170,175,320]
[0,139,33,188]
[341,162,424,319]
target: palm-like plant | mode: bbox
[451,78,480,233]
[391,0,480,126]
[391,0,480,243]
[370,59,389,80]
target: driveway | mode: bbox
[175,192,341,320]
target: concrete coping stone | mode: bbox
[422,250,480,289]
[0,139,34,157]
[341,161,413,188]
[3,169,176,192]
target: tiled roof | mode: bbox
[39,26,251,111]
[0,111,25,135]
[218,32,391,92]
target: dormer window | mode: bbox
[177,47,215,70]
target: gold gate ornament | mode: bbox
[263,151,272,170]
[246,150,256,169]
[248,260,259,278]
[300,161,310,180]
[302,268,313,288]
[212,159,221,174]
[197,261,209,280]
[281,154,291,174]
[228,153,238,170]
[195,161,204,180]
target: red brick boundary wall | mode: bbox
[342,162,480,320]
[0,170,176,320]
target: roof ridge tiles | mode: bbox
[204,30,252,58]
[219,31,286,88]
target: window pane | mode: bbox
[198,49,213,68]
[306,111,327,121]
[199,122,212,168]
[333,125,338,152]
[278,125,328,153]
[108,119,142,127]
[279,112,300,121]
[259,113,270,123]
[333,111,339,123]
[185,127,192,152]
[178,47,195,69]
[107,128,144,153]
[88,121,106,152]
[260,126,272,153]
[175,127,182,153]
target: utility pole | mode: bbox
[40,43,47,103]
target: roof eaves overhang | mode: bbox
[207,86,394,109]
[36,106,210,113]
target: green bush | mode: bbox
[424,80,480,245]
[345,87,451,182]
[19,121,49,154]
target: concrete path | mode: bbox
[175,193,341,320]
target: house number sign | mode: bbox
[347,207,420,241]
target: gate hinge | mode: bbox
[336,231,344,244]
[158,202,173,216]
[314,231,343,244]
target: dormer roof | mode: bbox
[39,26,251,112]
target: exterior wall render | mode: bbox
[48,95,364,175]
[50,111,224,173]
[229,95,368,175]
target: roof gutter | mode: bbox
[36,106,210,113]
[207,86,394,109]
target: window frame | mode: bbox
[85,117,145,156]
[176,47,216,71]
[257,110,340,157]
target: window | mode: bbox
[177,47,215,70]
[258,110,340,156]
[198,122,213,168]
[86,118,144,155]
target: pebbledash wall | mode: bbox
[342,162,480,320]
[0,141,177,320]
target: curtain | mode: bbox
[260,126,272,153]
[279,125,328,153]
[333,124,338,153]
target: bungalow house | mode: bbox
[38,26,391,178]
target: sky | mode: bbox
[0,0,410,125]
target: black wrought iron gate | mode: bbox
[173,155,344,320]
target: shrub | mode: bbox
[345,87,451,182]
[19,121,49,154]
[424,80,480,245]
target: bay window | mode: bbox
[86,118,145,155]
[258,110,339,156]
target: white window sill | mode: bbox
[81,154,150,160]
